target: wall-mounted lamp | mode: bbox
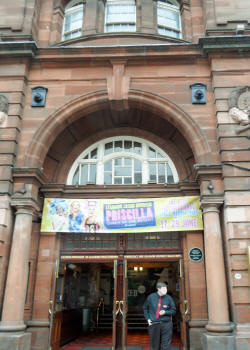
[190,83,207,104]
[207,181,214,193]
[31,86,48,107]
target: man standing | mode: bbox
[143,282,176,350]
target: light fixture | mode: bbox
[133,266,143,272]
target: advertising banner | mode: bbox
[41,196,203,233]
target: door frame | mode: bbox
[57,252,189,350]
[124,254,188,350]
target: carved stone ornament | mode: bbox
[228,87,250,125]
[0,94,9,127]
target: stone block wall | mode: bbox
[0,0,38,40]
[203,0,250,34]
[212,56,250,348]
[0,56,31,315]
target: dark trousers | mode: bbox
[148,321,173,350]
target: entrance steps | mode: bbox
[127,314,148,330]
[96,313,148,331]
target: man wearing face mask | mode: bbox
[143,282,176,350]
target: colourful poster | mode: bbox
[40,196,203,233]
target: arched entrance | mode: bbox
[25,90,211,350]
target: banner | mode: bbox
[41,196,203,233]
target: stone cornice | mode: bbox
[0,41,37,58]
[40,182,200,198]
[10,197,40,214]
[194,163,223,182]
[35,43,200,63]
[200,195,224,209]
[13,167,48,186]
[199,35,250,55]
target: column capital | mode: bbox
[10,198,40,216]
[200,195,224,213]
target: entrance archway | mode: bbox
[25,89,210,350]
[24,89,213,171]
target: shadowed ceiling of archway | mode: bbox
[44,107,194,182]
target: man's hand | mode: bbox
[148,319,152,326]
[159,310,165,316]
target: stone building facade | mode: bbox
[0,1,249,350]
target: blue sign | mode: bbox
[104,201,156,229]
[189,247,203,262]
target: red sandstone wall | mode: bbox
[212,56,250,337]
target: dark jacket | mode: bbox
[143,292,176,323]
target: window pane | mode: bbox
[115,167,131,176]
[105,142,113,155]
[134,142,142,154]
[114,158,122,166]
[158,163,165,183]
[134,160,141,171]
[104,160,112,171]
[104,172,112,184]
[149,163,156,181]
[72,167,79,185]
[90,148,97,159]
[124,141,132,152]
[149,147,156,158]
[80,164,88,185]
[115,141,122,152]
[124,158,132,165]
[167,164,174,183]
[114,177,122,184]
[89,164,96,182]
[124,177,132,184]
[134,173,142,184]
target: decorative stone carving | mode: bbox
[0,95,9,127]
[228,87,250,125]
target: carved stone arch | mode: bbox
[24,89,213,169]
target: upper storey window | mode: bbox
[67,137,179,185]
[62,0,84,41]
[105,0,136,33]
[157,0,181,38]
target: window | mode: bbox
[62,0,84,41]
[105,0,136,33]
[157,0,181,38]
[67,137,179,185]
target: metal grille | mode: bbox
[60,231,180,250]
[60,232,117,250]
[126,232,180,249]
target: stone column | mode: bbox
[201,197,234,350]
[27,233,59,350]
[139,0,156,34]
[0,199,39,350]
[83,0,99,35]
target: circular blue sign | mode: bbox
[189,247,203,262]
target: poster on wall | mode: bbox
[40,196,203,233]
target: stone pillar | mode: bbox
[139,0,156,34]
[0,199,39,350]
[83,0,99,35]
[201,197,235,350]
[27,233,59,350]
